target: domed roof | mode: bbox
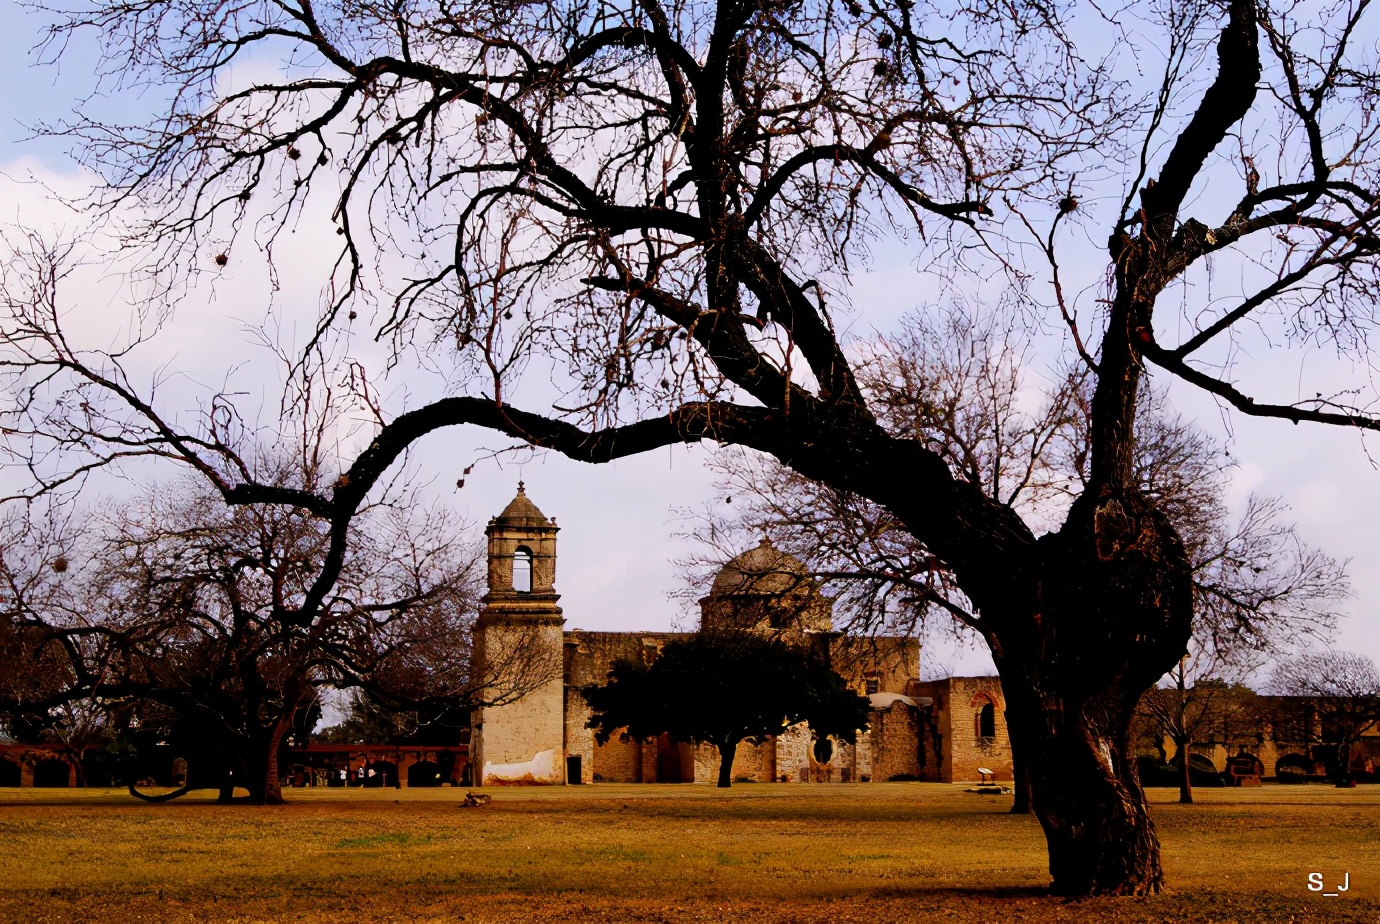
[494,482,551,526]
[710,538,813,597]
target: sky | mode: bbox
[0,2,1377,682]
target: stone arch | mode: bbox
[33,758,72,788]
[970,692,997,742]
[0,757,20,787]
[513,546,533,593]
[408,759,443,788]
[1275,752,1313,781]
[366,760,399,788]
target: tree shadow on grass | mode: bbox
[0,792,231,807]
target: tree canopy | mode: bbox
[583,631,871,787]
[0,454,503,804]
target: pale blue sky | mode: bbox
[1,1,1376,680]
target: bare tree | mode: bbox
[0,235,575,802]
[679,305,1086,635]
[0,508,89,737]
[686,311,1347,808]
[8,0,1380,894]
[0,458,496,803]
[1137,658,1259,804]
[1270,650,1380,787]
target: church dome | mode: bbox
[701,538,832,633]
[710,538,813,597]
[493,482,551,526]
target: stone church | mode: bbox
[471,485,1013,786]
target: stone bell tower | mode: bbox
[470,483,566,784]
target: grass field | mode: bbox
[2,783,1378,923]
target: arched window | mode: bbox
[978,702,996,740]
[512,547,533,593]
[970,692,997,743]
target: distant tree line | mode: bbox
[0,442,528,803]
[1135,651,1380,795]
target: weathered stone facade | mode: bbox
[867,694,926,781]
[470,485,567,785]
[909,676,1015,783]
[470,486,1016,786]
[1141,694,1380,781]
[0,744,78,787]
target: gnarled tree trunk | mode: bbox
[989,490,1194,896]
[1008,680,1164,895]
[239,713,294,805]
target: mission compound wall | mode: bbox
[911,676,1015,782]
[471,486,1015,786]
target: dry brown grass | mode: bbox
[1,783,1377,922]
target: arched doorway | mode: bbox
[366,760,399,788]
[1275,752,1314,782]
[0,758,20,787]
[33,758,72,787]
[408,760,442,788]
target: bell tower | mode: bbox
[470,483,566,784]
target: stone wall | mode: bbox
[830,636,921,695]
[912,676,1014,783]
[592,734,650,782]
[691,738,778,783]
[563,686,596,784]
[564,631,688,687]
[869,700,923,781]
[564,631,690,783]
[562,631,921,786]
[473,618,567,785]
[774,723,812,783]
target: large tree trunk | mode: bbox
[1006,718,1031,814]
[988,490,1194,896]
[1022,689,1161,896]
[239,715,292,805]
[716,739,738,788]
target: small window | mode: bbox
[513,547,533,593]
[865,678,880,695]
